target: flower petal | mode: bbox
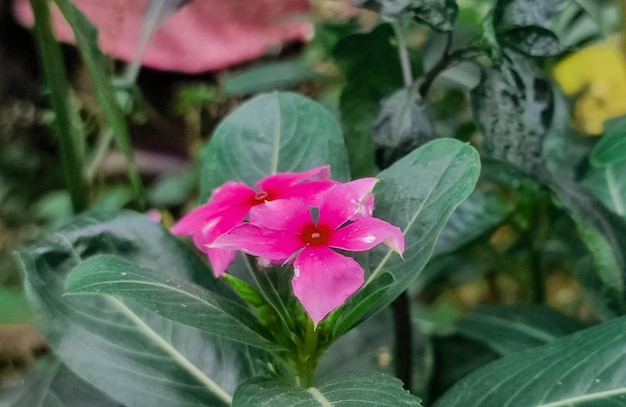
[318,178,378,229]
[292,246,364,323]
[170,181,254,237]
[328,217,405,254]
[211,224,303,261]
[206,248,237,277]
[255,165,331,192]
[205,181,256,210]
[248,198,312,232]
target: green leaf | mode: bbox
[409,0,458,31]
[16,210,268,406]
[350,0,458,31]
[232,371,422,406]
[499,26,565,57]
[52,0,145,204]
[471,52,556,176]
[333,23,404,177]
[65,254,283,351]
[148,167,199,207]
[495,0,568,27]
[200,92,350,201]
[330,272,395,337]
[0,355,121,407]
[550,181,626,317]
[582,162,626,217]
[0,286,33,324]
[433,187,514,257]
[433,316,626,406]
[28,0,88,212]
[222,58,322,96]
[372,87,438,168]
[455,304,587,355]
[591,115,626,166]
[364,139,480,316]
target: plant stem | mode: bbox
[418,31,483,97]
[296,318,319,388]
[53,0,147,209]
[391,290,412,391]
[29,0,89,212]
[391,20,413,88]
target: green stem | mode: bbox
[391,290,413,391]
[391,20,413,88]
[53,0,147,209]
[296,318,319,388]
[29,0,89,212]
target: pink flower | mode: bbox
[171,166,335,276]
[212,178,404,323]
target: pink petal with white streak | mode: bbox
[318,178,378,229]
[328,217,405,253]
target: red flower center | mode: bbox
[301,224,330,245]
[250,190,270,205]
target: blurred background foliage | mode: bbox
[0,0,625,403]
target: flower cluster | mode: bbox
[171,166,404,323]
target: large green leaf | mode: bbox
[65,254,282,351]
[0,355,122,407]
[16,211,268,406]
[232,371,422,406]
[471,52,555,177]
[455,304,586,355]
[362,139,480,318]
[433,316,626,406]
[200,92,350,201]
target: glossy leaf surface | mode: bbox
[434,315,626,407]
[201,92,350,200]
[232,371,422,406]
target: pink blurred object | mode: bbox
[13,0,313,73]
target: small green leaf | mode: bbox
[66,254,283,351]
[495,0,568,27]
[201,92,350,200]
[590,115,626,167]
[500,26,565,57]
[582,162,626,217]
[222,58,322,96]
[232,371,422,406]
[372,87,438,168]
[434,316,626,406]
